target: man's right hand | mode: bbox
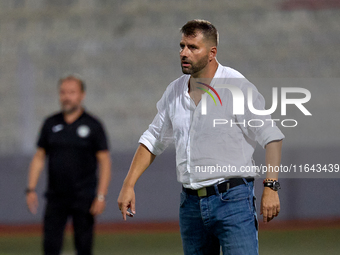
[26,191,38,214]
[117,144,156,220]
[117,185,136,221]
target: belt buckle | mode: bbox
[197,188,207,197]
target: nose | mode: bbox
[60,93,70,102]
[180,46,188,59]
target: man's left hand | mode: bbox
[90,198,106,216]
[260,187,280,223]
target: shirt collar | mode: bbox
[61,108,86,125]
[210,62,223,88]
[184,62,223,95]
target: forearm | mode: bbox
[123,144,156,188]
[96,151,112,196]
[27,150,46,189]
[264,140,283,180]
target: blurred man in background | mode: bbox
[26,74,111,255]
[118,20,284,255]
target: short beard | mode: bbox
[62,105,79,115]
[181,54,209,75]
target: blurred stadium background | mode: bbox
[1,0,340,254]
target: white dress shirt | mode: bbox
[139,63,285,189]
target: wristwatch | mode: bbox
[25,188,36,194]
[96,194,106,202]
[263,180,281,191]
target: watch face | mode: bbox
[264,181,281,191]
[273,181,281,191]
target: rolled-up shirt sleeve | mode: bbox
[256,122,284,148]
[236,81,285,148]
[139,87,174,155]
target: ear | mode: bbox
[209,46,217,61]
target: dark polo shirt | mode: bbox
[37,111,109,199]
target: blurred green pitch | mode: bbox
[1,228,340,255]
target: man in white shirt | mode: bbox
[118,19,284,255]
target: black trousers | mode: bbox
[43,197,94,255]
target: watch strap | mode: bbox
[25,188,36,194]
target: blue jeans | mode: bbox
[179,179,258,255]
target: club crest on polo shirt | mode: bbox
[52,124,64,133]
[77,125,90,138]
